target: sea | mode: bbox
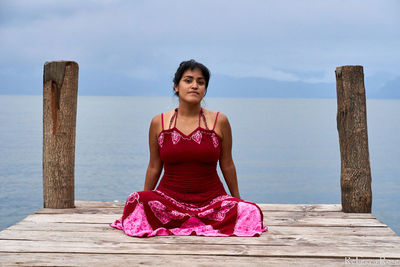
[0,95,399,235]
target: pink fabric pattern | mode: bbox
[211,133,219,148]
[126,192,140,204]
[148,200,187,224]
[170,216,226,236]
[110,218,123,230]
[198,200,236,221]
[191,130,202,144]
[123,203,154,237]
[111,191,268,237]
[171,130,181,144]
[154,190,232,211]
[234,202,268,236]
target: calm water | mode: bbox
[0,95,399,234]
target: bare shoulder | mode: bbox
[202,108,229,123]
[163,109,176,117]
[217,112,229,124]
[149,114,161,136]
[202,107,217,116]
[150,109,176,133]
[216,113,231,137]
[162,109,176,127]
[202,108,231,139]
[202,108,217,124]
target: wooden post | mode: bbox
[43,61,79,208]
[335,65,372,213]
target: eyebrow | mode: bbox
[183,75,204,80]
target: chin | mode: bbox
[181,97,202,105]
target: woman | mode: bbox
[111,60,268,237]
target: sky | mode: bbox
[1,0,399,97]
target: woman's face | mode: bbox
[174,68,206,104]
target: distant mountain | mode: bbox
[207,75,335,98]
[367,77,400,99]
[1,69,399,99]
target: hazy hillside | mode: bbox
[1,70,398,99]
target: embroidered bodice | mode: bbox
[156,108,227,205]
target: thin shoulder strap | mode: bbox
[168,108,178,129]
[161,113,164,131]
[200,108,209,129]
[212,112,220,131]
[198,108,203,127]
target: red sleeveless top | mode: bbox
[156,108,227,205]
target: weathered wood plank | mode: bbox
[0,253,349,267]
[1,240,400,258]
[270,225,398,237]
[259,203,343,212]
[1,202,399,266]
[74,200,124,208]
[1,229,399,247]
[35,207,375,218]
[20,213,385,227]
[73,201,343,212]
[6,221,397,236]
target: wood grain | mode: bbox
[1,202,399,266]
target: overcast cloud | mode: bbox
[1,0,399,95]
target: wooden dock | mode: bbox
[1,201,399,266]
[10,63,394,265]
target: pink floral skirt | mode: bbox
[110,190,268,237]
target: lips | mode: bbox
[188,91,199,95]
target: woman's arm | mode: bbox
[143,115,164,191]
[218,113,241,199]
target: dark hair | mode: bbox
[173,59,210,96]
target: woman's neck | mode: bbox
[177,101,202,118]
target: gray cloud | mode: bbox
[1,0,399,95]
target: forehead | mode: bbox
[182,68,205,79]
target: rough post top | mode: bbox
[43,61,79,86]
[335,65,363,70]
[335,65,363,79]
[44,60,78,66]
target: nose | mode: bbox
[191,81,199,89]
